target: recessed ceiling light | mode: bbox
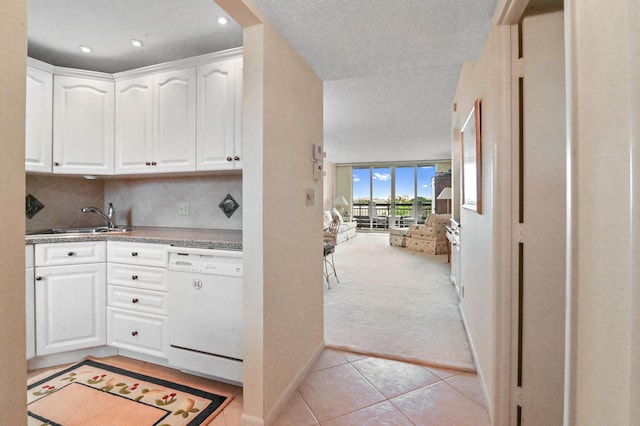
[130,39,143,47]
[217,16,228,25]
[79,45,92,54]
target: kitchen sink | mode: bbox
[27,226,133,235]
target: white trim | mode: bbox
[52,66,113,81]
[627,0,640,420]
[563,2,579,423]
[493,0,530,25]
[492,33,517,426]
[26,57,55,73]
[113,47,243,81]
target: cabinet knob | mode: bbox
[53,162,60,166]
[226,157,232,162]
[131,275,139,280]
[151,161,157,166]
[35,276,43,281]
[234,156,240,161]
[131,252,138,257]
[131,331,138,336]
[145,161,151,166]
[67,252,76,256]
[132,298,139,304]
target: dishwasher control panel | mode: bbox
[168,250,242,277]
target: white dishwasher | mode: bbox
[167,247,243,385]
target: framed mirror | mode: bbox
[461,99,482,214]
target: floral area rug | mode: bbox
[27,359,231,426]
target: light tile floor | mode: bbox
[28,350,489,425]
[275,348,490,425]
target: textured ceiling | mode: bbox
[27,0,498,164]
[252,0,497,163]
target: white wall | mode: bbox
[452,24,514,424]
[564,0,637,423]
[0,0,28,423]
[217,1,325,425]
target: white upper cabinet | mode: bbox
[115,68,196,174]
[53,75,114,174]
[25,66,53,173]
[196,58,239,171]
[153,68,197,172]
[115,75,154,174]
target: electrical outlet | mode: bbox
[178,202,189,215]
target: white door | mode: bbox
[53,75,114,175]
[153,68,196,172]
[196,59,236,171]
[25,66,53,173]
[518,11,566,424]
[34,263,106,355]
[115,75,154,174]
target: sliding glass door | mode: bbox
[352,164,437,230]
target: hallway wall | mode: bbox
[452,23,514,423]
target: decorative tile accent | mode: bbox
[218,193,239,218]
[26,194,45,219]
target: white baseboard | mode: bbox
[241,340,325,426]
[458,306,492,419]
[263,340,325,425]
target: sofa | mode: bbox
[324,209,357,244]
[404,213,450,254]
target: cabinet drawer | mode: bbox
[107,263,167,291]
[108,285,168,315]
[107,241,168,267]
[35,241,106,266]
[107,307,167,358]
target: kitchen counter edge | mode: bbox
[25,227,243,251]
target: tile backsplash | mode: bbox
[105,174,242,230]
[26,175,106,232]
[26,173,242,232]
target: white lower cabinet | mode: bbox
[34,247,107,356]
[106,241,169,359]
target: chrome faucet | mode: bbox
[82,202,115,229]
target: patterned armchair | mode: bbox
[405,214,450,254]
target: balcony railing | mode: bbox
[349,201,432,229]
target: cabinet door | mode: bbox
[115,76,154,174]
[234,57,243,169]
[34,263,106,355]
[25,67,53,173]
[53,75,114,175]
[153,68,196,172]
[196,59,236,171]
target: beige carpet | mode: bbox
[324,233,475,372]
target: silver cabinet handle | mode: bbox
[67,251,76,256]
[131,331,138,336]
[131,252,138,257]
[132,298,139,304]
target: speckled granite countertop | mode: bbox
[25,227,243,251]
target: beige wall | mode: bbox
[219,1,325,424]
[452,23,513,423]
[0,0,27,423]
[335,165,353,215]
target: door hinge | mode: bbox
[513,57,524,78]
[517,223,524,243]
